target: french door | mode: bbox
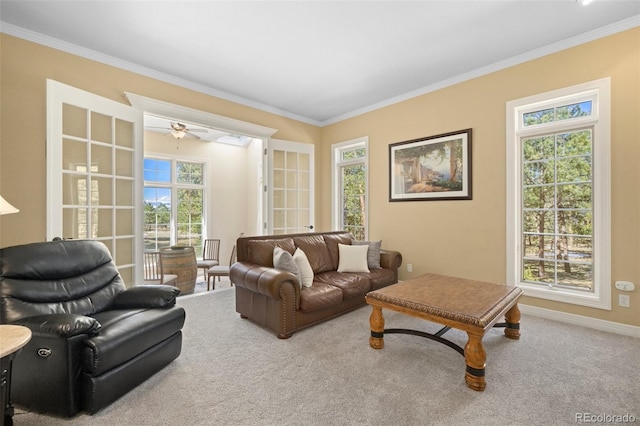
[267,139,314,234]
[47,80,143,285]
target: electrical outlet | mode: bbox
[407,263,412,273]
[618,294,630,308]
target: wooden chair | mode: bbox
[207,245,236,291]
[143,251,178,285]
[197,239,220,280]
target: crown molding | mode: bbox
[0,21,322,127]
[320,14,640,126]
[2,15,638,128]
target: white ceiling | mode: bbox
[1,1,639,126]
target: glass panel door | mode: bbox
[267,139,314,235]
[47,80,143,286]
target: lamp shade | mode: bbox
[0,195,19,215]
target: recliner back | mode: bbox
[1,240,126,323]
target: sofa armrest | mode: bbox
[380,249,403,270]
[230,262,300,308]
[13,313,101,338]
[113,285,180,309]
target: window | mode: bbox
[332,138,368,240]
[144,158,205,256]
[506,78,611,310]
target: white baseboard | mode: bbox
[519,304,640,338]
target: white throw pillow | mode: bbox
[337,243,370,273]
[293,248,314,288]
[273,247,302,287]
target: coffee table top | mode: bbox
[366,273,523,328]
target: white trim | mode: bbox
[4,15,638,126]
[322,15,639,125]
[331,137,369,238]
[125,93,278,139]
[0,22,319,126]
[267,139,315,234]
[506,78,611,310]
[520,304,640,338]
[46,79,144,284]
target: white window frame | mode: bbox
[506,78,611,310]
[143,153,209,252]
[331,137,369,239]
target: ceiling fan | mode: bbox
[164,122,207,140]
[146,121,209,148]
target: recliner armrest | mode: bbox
[13,313,101,338]
[113,285,180,309]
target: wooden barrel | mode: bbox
[159,246,197,295]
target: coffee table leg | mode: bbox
[464,331,486,391]
[504,304,521,340]
[369,305,385,349]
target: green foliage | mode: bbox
[521,129,594,288]
[341,163,366,235]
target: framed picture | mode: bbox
[389,128,472,201]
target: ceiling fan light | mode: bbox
[171,130,186,139]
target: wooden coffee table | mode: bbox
[365,273,523,391]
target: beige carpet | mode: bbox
[13,288,640,426]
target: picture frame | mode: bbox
[389,128,472,201]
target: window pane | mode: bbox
[556,130,591,157]
[176,189,203,248]
[523,259,555,283]
[144,187,171,251]
[523,108,554,126]
[523,210,554,234]
[144,158,171,182]
[523,136,554,161]
[556,263,592,290]
[523,160,554,185]
[523,186,554,209]
[177,162,203,184]
[523,235,555,260]
[557,183,591,209]
[556,101,592,121]
[342,148,365,161]
[556,157,591,183]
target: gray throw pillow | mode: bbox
[273,247,302,287]
[352,240,382,269]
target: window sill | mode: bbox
[517,281,611,310]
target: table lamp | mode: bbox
[0,195,19,215]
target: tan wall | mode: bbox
[1,29,639,326]
[320,28,640,326]
[0,34,321,248]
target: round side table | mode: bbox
[1,325,32,426]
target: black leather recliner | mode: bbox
[0,240,186,417]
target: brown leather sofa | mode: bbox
[230,231,402,338]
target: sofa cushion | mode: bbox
[314,271,370,300]
[292,235,334,274]
[337,244,370,273]
[247,238,295,267]
[323,233,353,270]
[299,282,343,312]
[352,268,395,290]
[293,248,314,288]
[352,240,382,269]
[273,247,301,287]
